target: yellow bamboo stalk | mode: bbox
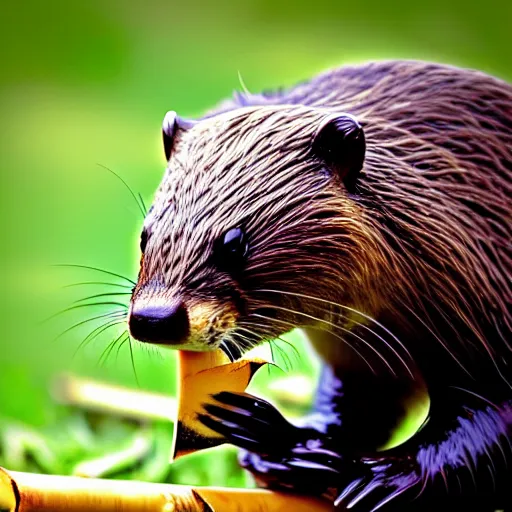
[0,467,333,512]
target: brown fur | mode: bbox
[134,61,511,392]
[128,60,512,509]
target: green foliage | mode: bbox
[0,410,251,487]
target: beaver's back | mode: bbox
[232,61,512,194]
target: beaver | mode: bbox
[128,60,512,511]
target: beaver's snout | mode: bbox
[129,301,189,344]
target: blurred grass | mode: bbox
[0,0,511,486]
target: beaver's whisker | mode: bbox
[73,320,126,359]
[55,310,127,342]
[44,301,129,325]
[98,331,127,367]
[268,337,297,370]
[252,324,302,363]
[63,281,133,290]
[116,333,130,362]
[234,325,287,368]
[252,311,379,375]
[79,319,127,349]
[128,336,140,387]
[450,386,500,410]
[150,344,164,360]
[98,330,128,367]
[220,338,241,362]
[219,338,233,361]
[116,335,130,361]
[138,192,147,215]
[239,330,262,352]
[270,340,292,371]
[258,289,412,366]
[273,338,300,368]
[255,306,399,376]
[53,264,136,285]
[138,341,164,363]
[238,320,290,346]
[346,320,412,371]
[235,324,268,344]
[73,292,132,304]
[233,332,257,355]
[254,289,412,376]
[267,340,276,371]
[231,330,287,369]
[237,322,301,369]
[97,163,147,218]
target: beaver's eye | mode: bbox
[140,229,149,253]
[213,227,249,273]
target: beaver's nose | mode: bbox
[129,302,189,344]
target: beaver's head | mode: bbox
[127,105,386,358]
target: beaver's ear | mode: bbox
[162,111,198,161]
[311,113,365,193]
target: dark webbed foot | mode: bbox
[335,456,421,511]
[198,391,348,494]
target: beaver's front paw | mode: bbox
[198,391,345,494]
[198,391,304,455]
[335,456,422,511]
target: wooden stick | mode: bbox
[52,373,177,422]
[0,467,333,512]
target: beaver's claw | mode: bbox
[335,456,422,511]
[198,391,345,493]
[198,391,304,455]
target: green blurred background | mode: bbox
[0,0,511,486]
